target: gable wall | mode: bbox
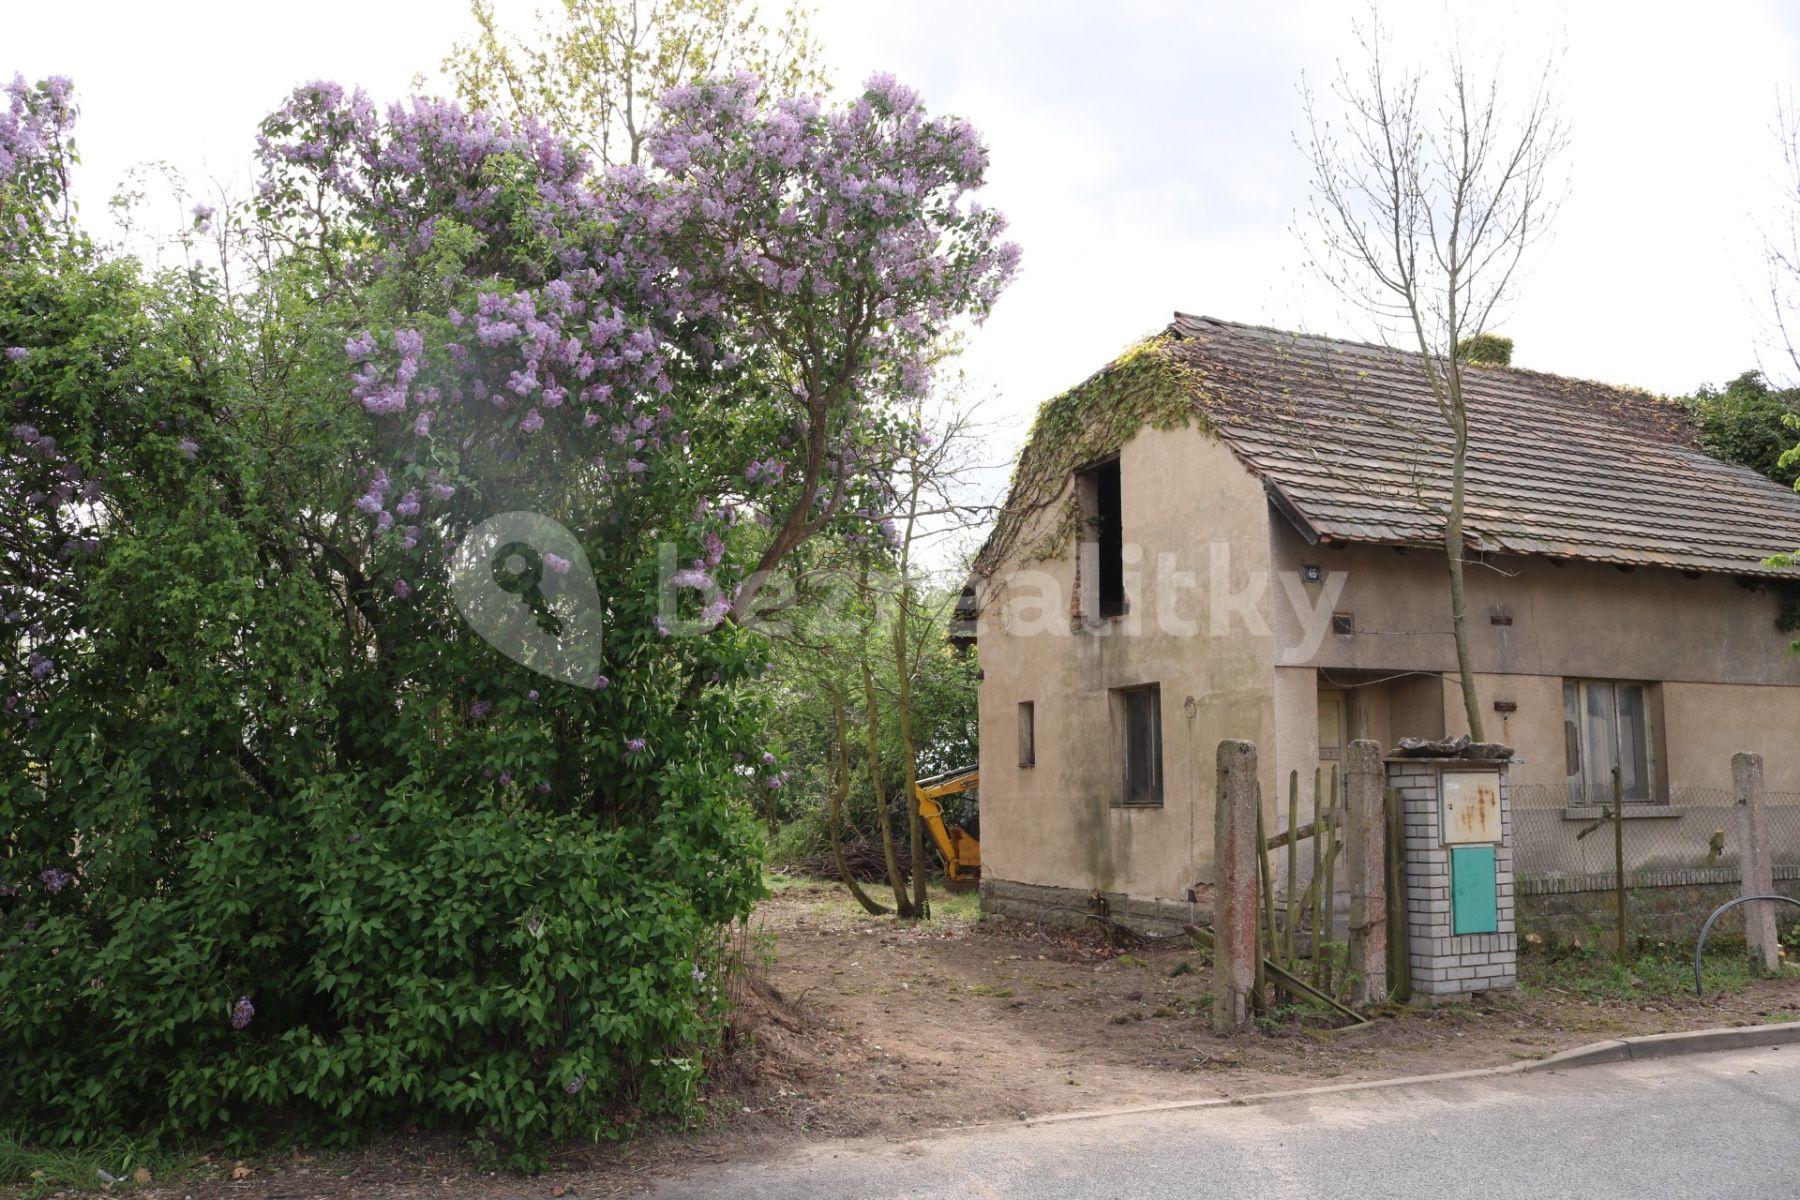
[975,426,1277,902]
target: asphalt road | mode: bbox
[652,1046,1800,1199]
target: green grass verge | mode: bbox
[0,1129,199,1196]
[1519,941,1762,1002]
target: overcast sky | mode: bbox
[12,0,1800,469]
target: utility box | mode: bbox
[1387,756,1517,1000]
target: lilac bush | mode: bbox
[0,66,1015,1167]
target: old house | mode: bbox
[972,315,1800,929]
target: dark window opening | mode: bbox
[1118,684,1162,806]
[1079,457,1125,619]
[1018,701,1036,768]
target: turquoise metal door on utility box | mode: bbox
[1450,846,1499,935]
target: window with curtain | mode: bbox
[1562,679,1656,804]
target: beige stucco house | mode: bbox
[971,315,1800,926]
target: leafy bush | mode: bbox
[1683,370,1800,488]
[0,67,1012,1166]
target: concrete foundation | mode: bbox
[979,876,1205,936]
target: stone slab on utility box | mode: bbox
[1388,757,1518,1000]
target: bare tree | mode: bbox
[1765,96,1800,389]
[1296,7,1567,741]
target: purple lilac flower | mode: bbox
[543,552,571,575]
[40,868,70,892]
[624,737,646,754]
[593,674,609,690]
[231,996,255,1030]
[176,438,199,460]
[393,578,410,598]
[526,689,539,701]
[470,698,493,719]
[27,652,52,679]
[564,1074,586,1096]
[4,347,27,361]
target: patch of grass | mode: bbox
[1167,959,1196,978]
[967,984,1015,998]
[927,888,982,924]
[0,1129,197,1196]
[1113,954,1150,970]
[1519,941,1757,1002]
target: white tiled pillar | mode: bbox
[1387,758,1518,1000]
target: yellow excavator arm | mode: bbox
[914,766,980,884]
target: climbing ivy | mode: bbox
[1774,578,1800,638]
[977,335,1205,573]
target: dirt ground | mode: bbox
[102,878,1800,1200]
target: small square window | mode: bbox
[1017,701,1036,768]
[1115,684,1163,807]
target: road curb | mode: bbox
[1523,1020,1800,1070]
[1022,1020,1800,1129]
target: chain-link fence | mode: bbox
[1511,782,1800,940]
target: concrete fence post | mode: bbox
[1733,752,1780,975]
[1212,739,1259,1032]
[1344,739,1388,1005]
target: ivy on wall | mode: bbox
[976,335,1206,574]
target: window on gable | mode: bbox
[1115,684,1162,807]
[1076,457,1125,619]
[1562,679,1659,804]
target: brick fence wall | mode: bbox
[1517,868,1800,942]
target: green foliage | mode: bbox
[445,0,826,166]
[1775,580,1800,637]
[1682,370,1800,488]
[1455,332,1513,366]
[760,572,980,860]
[0,86,763,1169]
[976,336,1200,574]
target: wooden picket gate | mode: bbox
[1252,767,1363,1017]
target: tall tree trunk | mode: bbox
[1445,412,1486,742]
[827,684,889,916]
[892,595,928,916]
[862,656,917,917]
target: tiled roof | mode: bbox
[1165,314,1800,578]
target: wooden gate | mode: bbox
[1252,767,1365,1018]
